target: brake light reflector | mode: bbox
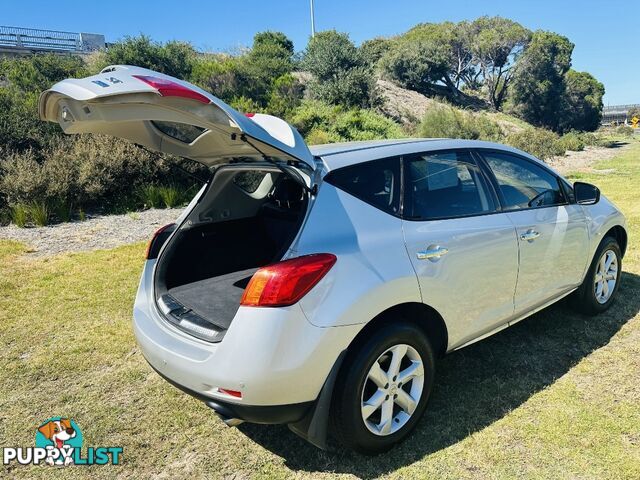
[145,223,175,259]
[217,388,242,399]
[241,254,337,307]
[132,75,211,104]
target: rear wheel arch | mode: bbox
[345,302,449,359]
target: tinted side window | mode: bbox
[404,150,496,220]
[482,152,565,210]
[326,157,401,215]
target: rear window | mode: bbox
[326,156,401,215]
[151,121,206,143]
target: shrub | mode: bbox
[139,185,164,209]
[291,100,404,143]
[10,204,28,228]
[301,30,376,108]
[158,186,183,208]
[615,125,634,137]
[418,106,503,141]
[558,131,585,152]
[27,202,49,227]
[505,128,564,160]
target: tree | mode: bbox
[470,16,531,110]
[358,37,391,69]
[508,31,574,130]
[559,70,604,132]
[383,22,467,99]
[301,30,375,108]
[252,31,294,56]
[102,35,197,79]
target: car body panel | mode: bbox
[134,259,361,406]
[506,204,590,313]
[39,65,316,170]
[293,182,422,328]
[403,214,519,349]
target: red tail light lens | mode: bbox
[217,388,242,399]
[145,223,175,259]
[133,75,210,104]
[241,254,337,307]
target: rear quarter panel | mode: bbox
[293,183,421,328]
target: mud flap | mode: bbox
[288,350,347,450]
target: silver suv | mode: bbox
[40,66,627,454]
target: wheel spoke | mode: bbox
[388,344,407,379]
[397,360,424,384]
[602,278,609,297]
[378,398,394,435]
[605,252,614,271]
[395,389,417,414]
[361,389,385,420]
[367,361,388,388]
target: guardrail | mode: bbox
[0,26,104,53]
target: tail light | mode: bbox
[241,254,337,307]
[132,75,211,104]
[145,223,176,259]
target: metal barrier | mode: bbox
[0,25,104,53]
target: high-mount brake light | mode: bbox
[132,75,211,104]
[241,254,337,307]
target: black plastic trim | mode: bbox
[148,360,312,424]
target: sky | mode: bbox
[4,0,638,105]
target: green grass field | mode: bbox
[1,141,639,479]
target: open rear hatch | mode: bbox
[40,66,316,342]
[39,64,316,172]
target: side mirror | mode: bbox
[574,181,600,205]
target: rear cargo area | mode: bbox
[154,165,308,341]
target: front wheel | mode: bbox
[331,322,435,455]
[571,236,622,315]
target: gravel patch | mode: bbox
[0,208,183,257]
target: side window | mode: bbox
[482,152,565,210]
[326,157,401,215]
[404,150,496,220]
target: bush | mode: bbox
[418,106,503,141]
[139,185,164,209]
[615,125,634,137]
[10,204,28,228]
[301,30,376,108]
[158,185,183,208]
[505,128,564,160]
[291,100,404,143]
[557,131,585,152]
[27,202,49,227]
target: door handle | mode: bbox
[520,229,540,242]
[416,246,449,261]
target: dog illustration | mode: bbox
[38,418,76,465]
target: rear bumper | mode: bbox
[148,360,313,424]
[133,260,361,410]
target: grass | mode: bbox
[0,143,639,479]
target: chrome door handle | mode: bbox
[416,246,449,261]
[520,229,540,242]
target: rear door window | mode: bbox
[404,150,496,220]
[326,156,401,215]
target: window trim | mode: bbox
[401,148,502,222]
[473,148,570,212]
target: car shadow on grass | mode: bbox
[238,271,640,478]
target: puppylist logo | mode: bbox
[3,417,122,467]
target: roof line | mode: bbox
[318,138,445,157]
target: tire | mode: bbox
[330,321,435,455]
[571,235,622,315]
